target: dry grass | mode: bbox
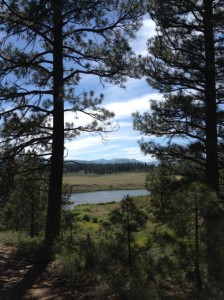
[63,172,146,192]
[89,202,120,218]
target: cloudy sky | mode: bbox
[65,18,160,163]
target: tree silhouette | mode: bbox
[133,0,224,194]
[0,0,146,251]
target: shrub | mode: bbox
[0,230,44,256]
[82,214,91,222]
[92,216,98,223]
[52,253,81,282]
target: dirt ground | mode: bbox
[0,243,96,300]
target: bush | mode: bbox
[82,214,91,222]
[52,252,81,282]
[109,264,160,300]
[0,230,44,256]
[92,216,98,223]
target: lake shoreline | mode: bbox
[69,189,150,207]
[70,184,145,193]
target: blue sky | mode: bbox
[0,17,159,163]
[64,18,161,163]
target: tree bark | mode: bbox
[206,212,224,288]
[203,1,224,287]
[194,194,202,291]
[44,0,64,252]
[203,0,219,195]
[126,200,132,265]
[30,182,35,238]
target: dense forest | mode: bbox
[0,0,224,298]
[63,161,156,174]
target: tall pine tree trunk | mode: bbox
[203,0,219,194]
[195,195,202,291]
[44,0,64,253]
[203,0,224,287]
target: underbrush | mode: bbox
[51,233,161,299]
[0,195,219,298]
[0,230,44,256]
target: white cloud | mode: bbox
[63,90,161,162]
[64,92,162,126]
[65,135,119,159]
[105,93,162,119]
[64,110,93,126]
[65,122,156,163]
[131,18,156,56]
[65,134,154,162]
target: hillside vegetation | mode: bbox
[0,195,194,299]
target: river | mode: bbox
[69,189,149,207]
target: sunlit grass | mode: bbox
[63,172,147,192]
[80,221,101,231]
[73,202,119,218]
[0,231,43,255]
[134,231,150,247]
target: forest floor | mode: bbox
[0,243,194,300]
[0,243,105,300]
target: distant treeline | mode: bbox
[63,162,156,174]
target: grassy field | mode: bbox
[63,172,147,192]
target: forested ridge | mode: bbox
[63,161,156,174]
[0,0,224,299]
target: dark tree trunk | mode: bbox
[194,196,202,292]
[203,0,224,287]
[44,0,64,253]
[126,200,132,265]
[206,212,224,288]
[30,185,35,238]
[203,0,219,195]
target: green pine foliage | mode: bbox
[0,157,48,236]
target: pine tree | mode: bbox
[0,0,146,252]
[133,0,224,194]
[3,154,48,236]
[133,0,224,287]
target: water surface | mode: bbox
[69,189,149,207]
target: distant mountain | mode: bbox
[66,158,159,165]
[148,160,160,166]
[92,158,142,164]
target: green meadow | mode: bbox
[63,195,153,247]
[63,172,147,192]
